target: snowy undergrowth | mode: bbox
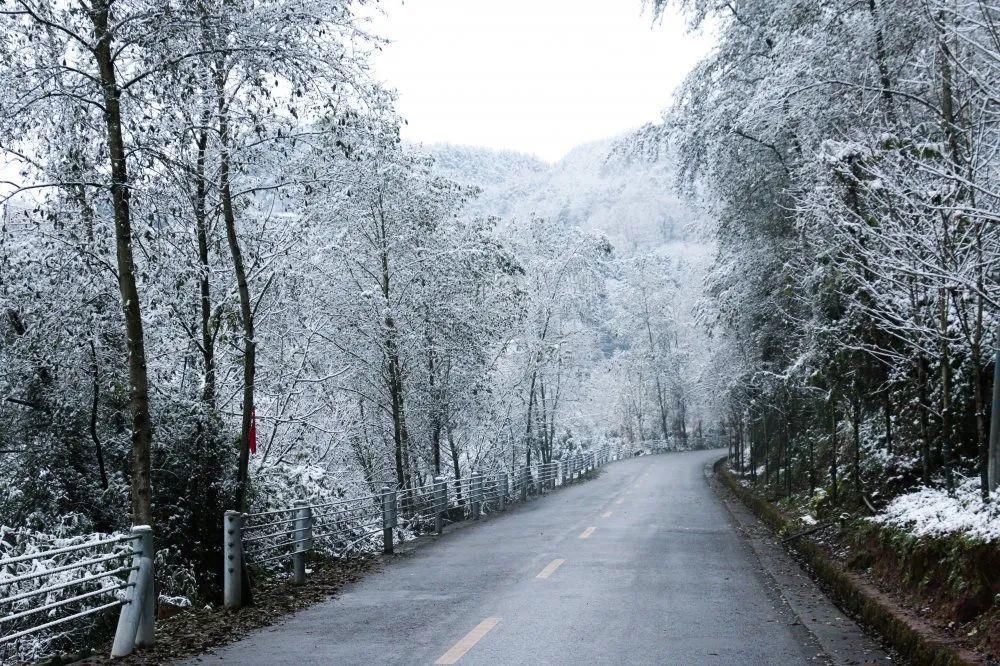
[872,477,1000,543]
[0,524,132,663]
[250,462,409,562]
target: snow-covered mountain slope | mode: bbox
[421,136,719,431]
[420,138,708,254]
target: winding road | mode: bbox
[188,450,889,665]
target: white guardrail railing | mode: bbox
[0,526,156,662]
[0,446,622,660]
[223,447,615,609]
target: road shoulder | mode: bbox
[704,460,893,666]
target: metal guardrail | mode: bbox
[0,527,156,662]
[223,447,619,609]
[0,444,633,657]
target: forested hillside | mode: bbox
[636,1,1000,650]
[427,138,699,249]
[0,6,709,654]
[640,0,1000,522]
[424,139,717,443]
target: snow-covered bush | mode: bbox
[872,478,1000,543]
[0,526,131,663]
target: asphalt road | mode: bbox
[188,449,888,665]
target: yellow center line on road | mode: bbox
[579,526,596,539]
[601,510,613,518]
[434,617,501,664]
[536,558,566,579]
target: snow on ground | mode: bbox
[872,477,1000,542]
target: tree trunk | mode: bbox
[195,108,216,410]
[524,370,537,466]
[883,391,893,454]
[936,12,964,167]
[830,403,839,506]
[988,345,1000,494]
[375,193,410,492]
[851,397,862,499]
[216,68,256,511]
[868,0,898,126]
[737,415,745,476]
[917,354,932,484]
[783,413,792,497]
[386,327,408,490]
[655,378,669,443]
[939,288,954,491]
[449,427,464,506]
[642,305,670,443]
[91,2,154,527]
[539,377,550,463]
[676,395,688,447]
[427,342,441,475]
[808,408,816,496]
[970,236,989,499]
[89,342,109,491]
[763,412,770,487]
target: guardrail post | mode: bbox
[434,475,446,534]
[293,500,311,585]
[222,511,243,610]
[471,472,482,520]
[498,472,507,510]
[382,485,397,554]
[137,526,154,648]
[111,526,155,657]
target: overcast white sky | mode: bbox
[368,1,713,163]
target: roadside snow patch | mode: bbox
[872,477,1000,542]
